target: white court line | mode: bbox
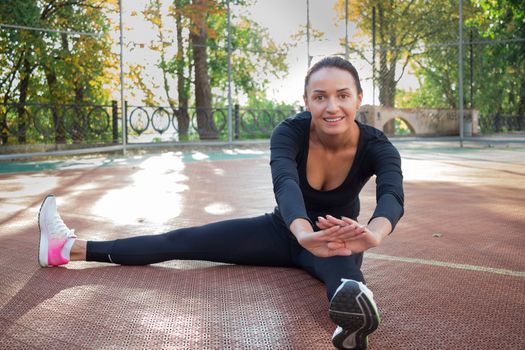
[366,253,525,278]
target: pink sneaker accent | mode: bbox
[38,195,76,267]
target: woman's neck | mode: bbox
[311,122,359,152]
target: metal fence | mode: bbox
[0,101,297,154]
[0,102,118,147]
[126,103,297,143]
[480,114,525,134]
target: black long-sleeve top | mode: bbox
[270,111,404,230]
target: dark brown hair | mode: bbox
[303,56,363,97]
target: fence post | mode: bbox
[124,100,128,143]
[112,100,118,144]
[234,104,240,140]
[494,113,501,133]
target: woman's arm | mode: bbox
[369,137,404,230]
[270,119,311,227]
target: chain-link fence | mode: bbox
[1,0,523,159]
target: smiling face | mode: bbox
[304,67,363,136]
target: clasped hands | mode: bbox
[296,215,382,258]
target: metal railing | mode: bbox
[125,103,297,142]
[0,101,299,159]
[479,114,524,134]
[0,101,118,146]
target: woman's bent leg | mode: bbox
[293,248,364,300]
[87,214,295,267]
[294,249,380,349]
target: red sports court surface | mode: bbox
[1,144,524,349]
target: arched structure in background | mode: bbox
[381,117,416,136]
[358,105,479,137]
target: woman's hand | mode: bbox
[316,215,390,254]
[295,225,360,257]
[290,218,362,257]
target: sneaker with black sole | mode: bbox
[329,279,380,350]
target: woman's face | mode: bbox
[304,67,363,136]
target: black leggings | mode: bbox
[86,213,364,299]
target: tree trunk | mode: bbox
[378,61,396,107]
[190,0,218,140]
[44,68,66,143]
[175,4,190,140]
[1,54,23,144]
[62,33,84,143]
[17,57,32,143]
[73,84,84,143]
[519,61,525,116]
[377,3,397,108]
[1,99,7,144]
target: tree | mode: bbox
[396,0,525,130]
[139,0,191,140]
[334,0,456,107]
[132,0,289,140]
[0,0,40,143]
[188,0,217,139]
[0,0,117,145]
[468,0,525,117]
[172,0,191,140]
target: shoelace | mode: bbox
[50,214,76,239]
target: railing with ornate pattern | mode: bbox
[479,114,524,134]
[125,104,299,142]
[0,101,118,145]
[0,102,300,147]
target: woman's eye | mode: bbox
[339,95,349,100]
[314,95,324,101]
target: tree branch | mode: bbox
[395,54,412,84]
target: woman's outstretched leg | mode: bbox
[85,215,295,266]
[71,240,87,261]
[38,195,295,268]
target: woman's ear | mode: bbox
[357,93,363,109]
[303,95,309,111]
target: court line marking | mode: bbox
[366,253,525,277]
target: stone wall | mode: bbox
[358,105,480,136]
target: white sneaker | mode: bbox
[38,195,76,267]
[329,279,380,349]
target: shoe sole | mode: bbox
[38,195,54,267]
[329,281,380,350]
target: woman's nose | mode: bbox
[326,96,339,113]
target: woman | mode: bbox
[38,56,404,350]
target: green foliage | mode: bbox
[400,0,525,135]
[0,0,118,144]
[335,0,457,107]
[468,0,525,117]
[394,118,413,136]
[396,45,461,110]
[137,0,289,107]
[206,11,288,97]
[245,91,298,111]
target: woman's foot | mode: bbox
[38,195,76,267]
[329,279,380,350]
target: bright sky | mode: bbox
[246,0,350,105]
[121,0,397,106]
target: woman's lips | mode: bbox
[323,116,345,123]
